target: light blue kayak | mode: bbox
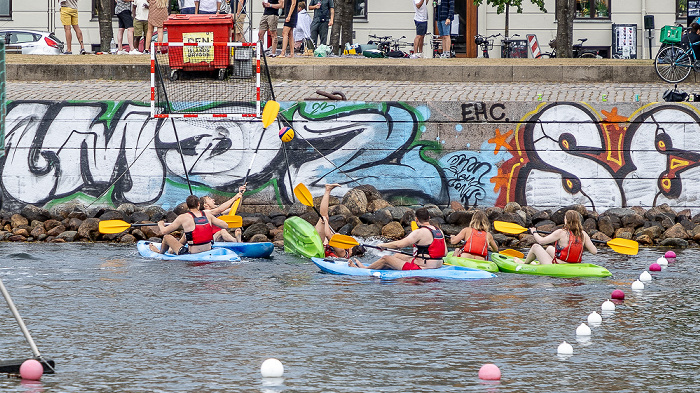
[137,241,241,262]
[212,242,274,258]
[312,258,496,280]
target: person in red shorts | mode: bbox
[348,207,447,270]
[449,210,498,260]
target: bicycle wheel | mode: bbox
[536,53,552,59]
[655,46,692,83]
[579,52,596,59]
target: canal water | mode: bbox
[0,242,697,392]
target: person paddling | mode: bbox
[449,210,498,260]
[199,184,246,242]
[316,183,364,258]
[349,207,447,270]
[149,195,229,256]
[514,210,597,265]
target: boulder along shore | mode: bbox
[1,184,696,249]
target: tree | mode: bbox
[95,0,113,52]
[472,0,547,38]
[329,0,354,55]
[555,0,575,58]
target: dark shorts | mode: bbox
[415,20,427,36]
[198,10,217,14]
[402,261,422,271]
[117,10,133,29]
[180,7,195,14]
[284,16,298,28]
[177,245,190,255]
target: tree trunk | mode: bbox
[96,0,114,52]
[555,0,574,58]
[329,0,354,55]
[329,0,343,53]
[504,3,509,38]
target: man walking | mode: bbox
[59,0,86,54]
[308,0,333,46]
[411,0,427,58]
[435,0,454,58]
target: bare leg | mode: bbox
[118,28,125,51]
[315,183,340,243]
[287,29,295,57]
[63,25,72,52]
[145,23,154,51]
[214,229,237,242]
[73,25,85,51]
[234,228,242,242]
[281,26,290,56]
[270,30,278,55]
[516,244,555,264]
[127,27,135,51]
[150,234,184,254]
[156,27,164,44]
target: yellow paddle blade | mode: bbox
[328,234,359,249]
[220,215,243,228]
[494,221,528,235]
[98,220,132,234]
[229,197,241,216]
[262,100,280,128]
[293,183,314,207]
[606,238,639,255]
[411,221,418,231]
[500,249,524,258]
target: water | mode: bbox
[0,243,698,392]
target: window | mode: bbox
[0,0,11,18]
[678,0,687,20]
[354,0,367,19]
[575,0,610,19]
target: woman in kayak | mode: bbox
[348,207,447,270]
[449,210,499,260]
[515,210,597,265]
[317,183,365,258]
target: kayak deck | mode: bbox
[442,251,499,272]
[137,241,241,262]
[491,253,611,278]
[212,242,274,258]
[312,258,496,280]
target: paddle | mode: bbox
[293,183,323,218]
[328,233,414,256]
[493,221,639,255]
[500,249,525,258]
[98,216,243,234]
[241,101,281,188]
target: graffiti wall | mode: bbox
[3,100,700,213]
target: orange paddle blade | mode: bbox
[500,249,524,258]
[220,215,243,228]
[293,183,314,207]
[262,100,280,128]
[494,221,528,235]
[328,234,359,249]
[98,220,131,234]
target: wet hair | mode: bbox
[186,195,200,209]
[563,210,584,240]
[415,207,430,223]
[351,245,366,256]
[469,210,490,232]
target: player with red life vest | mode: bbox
[449,210,499,260]
[348,207,447,270]
[514,210,597,265]
[148,195,229,256]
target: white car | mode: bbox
[0,30,64,55]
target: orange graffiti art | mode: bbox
[488,128,513,155]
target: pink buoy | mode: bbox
[664,251,676,261]
[478,363,501,381]
[19,359,43,380]
[611,289,625,300]
[649,263,662,271]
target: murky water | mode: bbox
[0,243,697,392]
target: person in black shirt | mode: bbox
[258,0,284,56]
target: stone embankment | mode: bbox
[0,184,696,249]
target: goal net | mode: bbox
[150,42,273,118]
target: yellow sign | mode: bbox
[183,32,214,63]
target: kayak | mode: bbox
[212,242,274,258]
[490,253,612,278]
[283,216,324,258]
[311,257,497,280]
[442,251,499,273]
[136,241,241,262]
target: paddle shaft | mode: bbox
[0,277,41,358]
[531,229,610,246]
[362,244,413,256]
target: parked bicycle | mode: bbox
[536,38,600,58]
[474,33,502,58]
[501,34,527,58]
[654,25,699,83]
[367,34,411,56]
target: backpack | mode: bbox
[387,50,407,58]
[662,85,689,102]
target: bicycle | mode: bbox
[501,34,527,58]
[654,26,699,83]
[474,33,502,58]
[536,38,599,58]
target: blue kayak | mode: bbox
[212,242,274,258]
[137,241,241,262]
[311,258,496,280]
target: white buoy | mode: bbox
[557,341,573,355]
[261,358,284,378]
[601,300,615,311]
[576,323,591,336]
[656,257,668,266]
[587,311,602,324]
[631,279,645,290]
[639,271,652,282]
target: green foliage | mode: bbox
[472,0,547,14]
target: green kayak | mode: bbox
[442,251,499,273]
[283,216,324,258]
[490,253,612,278]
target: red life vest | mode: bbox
[554,230,584,263]
[462,229,488,257]
[324,244,347,258]
[413,226,447,259]
[186,211,214,246]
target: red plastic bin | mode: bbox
[163,14,233,71]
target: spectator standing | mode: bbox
[233,0,247,41]
[258,0,284,56]
[180,0,196,13]
[146,0,169,51]
[132,0,150,52]
[308,0,333,47]
[411,0,427,58]
[280,0,298,57]
[59,0,86,54]
[195,0,221,14]
[294,1,311,53]
[115,0,140,54]
[435,0,454,58]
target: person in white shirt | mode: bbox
[195,0,221,14]
[132,0,150,52]
[294,1,311,53]
[180,0,196,13]
[412,0,428,58]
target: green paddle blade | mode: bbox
[328,234,359,249]
[494,221,528,235]
[500,249,524,258]
[220,215,243,228]
[293,183,314,207]
[262,100,280,128]
[98,220,132,234]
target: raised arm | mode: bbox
[487,233,499,252]
[583,233,597,255]
[449,227,469,245]
[207,211,229,230]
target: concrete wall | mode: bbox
[3,99,700,214]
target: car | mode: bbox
[0,30,64,55]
